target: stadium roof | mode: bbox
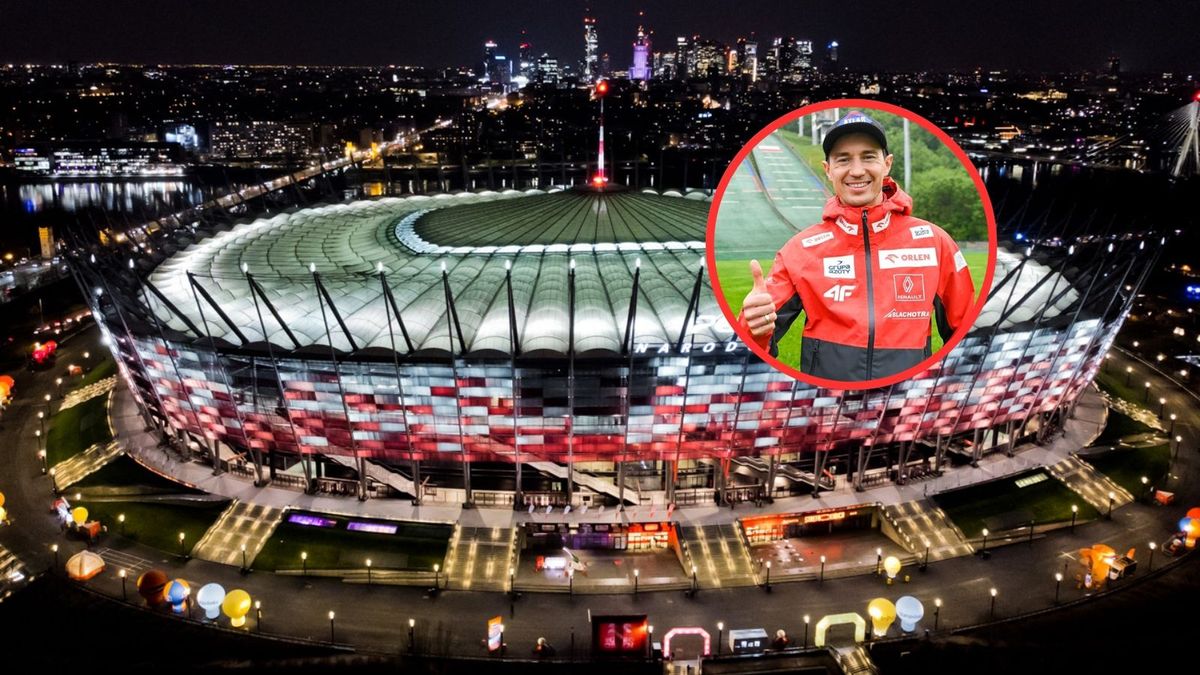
[148,188,729,356]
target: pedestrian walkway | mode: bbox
[442,525,516,591]
[51,440,122,491]
[0,544,26,603]
[92,547,155,577]
[526,461,629,504]
[1047,455,1134,512]
[881,501,975,561]
[190,500,285,567]
[327,455,420,500]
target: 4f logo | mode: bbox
[823,284,856,302]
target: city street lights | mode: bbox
[803,615,810,648]
[568,567,574,596]
[979,528,990,558]
[240,543,247,573]
[634,568,639,596]
[55,377,63,398]
[921,539,930,571]
[1054,572,1063,604]
[1144,381,1151,403]
[1125,366,1133,386]
[933,598,941,630]
[366,558,372,585]
[301,551,308,576]
[1070,504,1078,533]
[434,563,440,589]
[1170,413,1177,435]
[178,531,187,558]
[690,565,698,596]
[509,567,515,596]
[119,569,127,601]
[1159,397,1166,418]
[328,610,336,643]
[764,561,772,591]
[989,588,998,620]
[1141,476,1151,501]
[408,618,416,654]
[51,543,58,570]
[1148,542,1157,571]
[256,601,262,632]
[118,513,125,536]
[875,547,883,575]
[37,410,45,436]
[37,449,46,474]
[1107,492,1115,520]
[716,622,723,655]
[819,555,826,583]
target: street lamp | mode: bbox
[51,543,58,570]
[933,598,941,630]
[1170,413,1177,435]
[408,618,416,654]
[301,551,308,576]
[509,567,515,596]
[634,568,639,596]
[55,377,63,398]
[803,614,810,648]
[366,558,372,585]
[37,410,45,436]
[37,449,46,475]
[568,567,574,595]
[979,528,990,558]
[989,587,998,620]
[1159,397,1166,418]
[329,610,336,643]
[921,539,930,571]
[241,543,248,573]
[764,561,772,591]
[819,555,826,583]
[434,563,440,589]
[717,621,724,655]
[1107,491,1115,520]
[119,569,128,601]
[1070,504,1078,533]
[1144,381,1151,403]
[255,600,262,632]
[1125,366,1133,386]
[1054,572,1063,604]
[178,531,187,558]
[691,565,698,596]
[875,547,883,575]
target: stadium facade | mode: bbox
[69,184,1163,508]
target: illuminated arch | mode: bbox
[814,612,867,647]
[662,626,712,658]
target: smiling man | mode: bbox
[738,110,975,382]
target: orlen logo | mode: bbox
[823,284,856,302]
[823,255,855,279]
[878,247,938,269]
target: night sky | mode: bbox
[1,0,1198,72]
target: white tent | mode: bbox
[65,550,106,581]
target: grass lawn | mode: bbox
[85,499,229,555]
[72,455,201,494]
[1081,444,1171,496]
[932,469,1101,538]
[1091,408,1157,447]
[78,356,117,388]
[1093,366,1150,406]
[715,253,989,367]
[252,511,452,572]
[45,361,118,467]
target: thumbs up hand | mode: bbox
[742,259,776,338]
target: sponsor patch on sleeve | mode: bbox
[954,250,968,272]
[802,231,835,248]
[909,224,933,240]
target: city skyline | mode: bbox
[1,0,1198,72]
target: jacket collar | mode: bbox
[823,177,913,237]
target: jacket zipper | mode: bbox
[861,209,876,379]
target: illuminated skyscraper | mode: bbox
[825,40,839,69]
[536,54,561,86]
[675,36,690,79]
[630,24,652,81]
[583,15,599,81]
[518,35,535,81]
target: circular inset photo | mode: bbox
[707,99,997,389]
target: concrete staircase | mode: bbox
[52,440,123,491]
[442,525,516,591]
[191,500,285,567]
[678,523,758,588]
[881,501,975,562]
[1048,455,1135,512]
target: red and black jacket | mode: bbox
[739,178,975,381]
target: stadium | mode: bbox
[68,177,1162,511]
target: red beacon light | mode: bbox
[592,175,608,186]
[595,80,609,96]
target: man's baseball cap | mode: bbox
[822,111,889,158]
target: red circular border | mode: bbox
[705,98,999,391]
